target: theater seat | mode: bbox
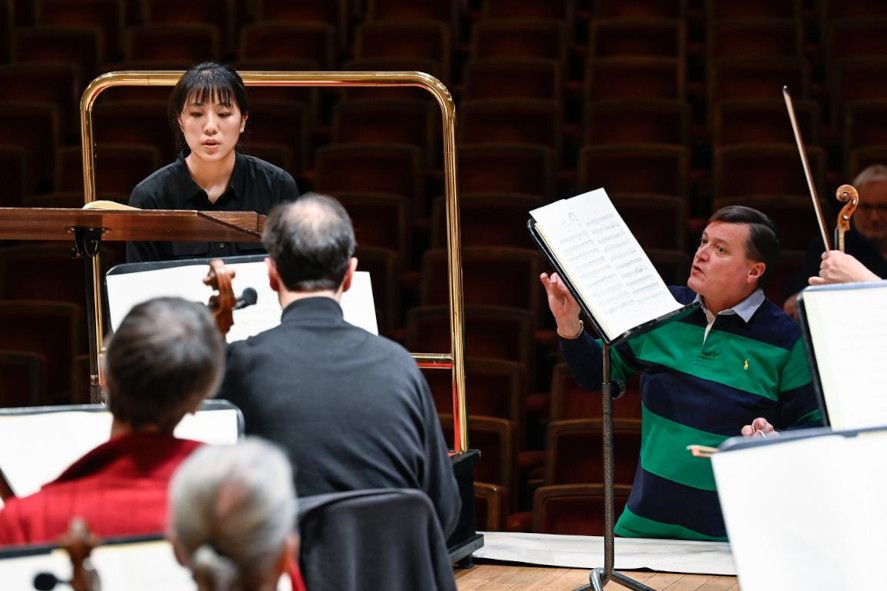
[544,418,641,485]
[579,144,688,197]
[422,358,527,436]
[406,305,535,385]
[0,301,83,403]
[431,194,545,250]
[0,146,29,206]
[458,144,556,201]
[124,23,221,64]
[549,363,642,422]
[532,483,631,535]
[0,351,48,407]
[474,481,506,531]
[419,247,542,315]
[471,20,568,61]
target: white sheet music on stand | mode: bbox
[712,428,887,591]
[106,259,378,340]
[0,403,240,499]
[0,538,293,591]
[798,281,887,429]
[530,188,681,341]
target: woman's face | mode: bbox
[177,96,247,163]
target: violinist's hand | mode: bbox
[539,272,582,338]
[741,417,778,438]
[808,251,879,285]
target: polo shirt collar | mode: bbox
[694,288,765,324]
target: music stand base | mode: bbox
[574,568,657,591]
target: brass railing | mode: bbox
[79,70,468,452]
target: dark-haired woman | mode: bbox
[127,62,299,263]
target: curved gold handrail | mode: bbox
[80,70,468,452]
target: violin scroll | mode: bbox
[835,184,859,253]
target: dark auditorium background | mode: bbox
[0,0,882,536]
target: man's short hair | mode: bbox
[106,297,224,432]
[262,193,356,292]
[708,205,780,286]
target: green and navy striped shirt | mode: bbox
[561,286,822,540]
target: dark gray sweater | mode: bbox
[218,296,461,536]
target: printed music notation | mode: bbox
[531,189,681,341]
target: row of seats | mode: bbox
[2,0,881,537]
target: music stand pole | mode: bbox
[576,343,654,591]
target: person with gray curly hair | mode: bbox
[169,438,305,591]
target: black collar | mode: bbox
[280,296,344,323]
[171,150,246,208]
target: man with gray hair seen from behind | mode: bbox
[0,297,223,546]
[783,164,887,316]
[217,193,461,538]
[169,438,305,591]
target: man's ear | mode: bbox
[266,256,281,293]
[748,261,765,285]
[340,257,358,293]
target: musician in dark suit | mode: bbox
[217,194,460,537]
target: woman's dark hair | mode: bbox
[708,205,780,287]
[168,62,249,150]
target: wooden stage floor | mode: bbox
[455,562,739,590]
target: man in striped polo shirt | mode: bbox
[540,205,822,541]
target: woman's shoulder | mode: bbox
[238,152,292,179]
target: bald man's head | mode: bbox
[261,194,356,292]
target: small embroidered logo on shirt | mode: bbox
[743,359,749,371]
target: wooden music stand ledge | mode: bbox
[0,207,266,403]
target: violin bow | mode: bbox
[783,86,832,251]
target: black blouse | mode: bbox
[126,151,299,263]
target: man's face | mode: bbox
[687,221,763,304]
[854,180,887,242]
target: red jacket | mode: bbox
[0,432,202,546]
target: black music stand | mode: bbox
[527,218,697,591]
[0,207,265,403]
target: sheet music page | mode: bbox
[107,261,378,339]
[801,282,887,429]
[531,188,680,340]
[0,408,240,498]
[0,412,110,497]
[713,430,887,590]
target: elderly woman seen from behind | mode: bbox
[168,438,306,591]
